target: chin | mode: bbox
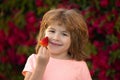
[49,50,60,54]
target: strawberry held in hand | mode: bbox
[40,37,48,47]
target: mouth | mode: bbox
[50,41,62,46]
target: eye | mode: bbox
[62,33,67,36]
[48,30,55,33]
[62,32,69,36]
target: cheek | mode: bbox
[65,38,71,47]
[68,40,71,47]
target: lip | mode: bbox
[50,41,62,46]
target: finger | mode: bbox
[42,47,48,55]
[43,47,49,57]
[38,47,43,56]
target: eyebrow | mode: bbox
[47,27,70,34]
[61,28,69,33]
[47,27,55,30]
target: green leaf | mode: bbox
[109,49,120,63]
[115,16,120,32]
[106,34,118,44]
[84,41,97,55]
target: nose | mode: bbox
[53,33,60,41]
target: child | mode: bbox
[22,8,92,80]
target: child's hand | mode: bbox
[36,46,50,66]
[36,37,49,66]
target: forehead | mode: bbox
[48,20,73,31]
[47,23,67,31]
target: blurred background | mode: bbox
[0,0,120,80]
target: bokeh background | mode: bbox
[0,0,120,80]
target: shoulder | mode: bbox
[73,60,87,66]
[26,54,37,64]
[25,54,37,68]
[79,60,88,66]
[71,60,89,71]
[27,54,36,60]
[75,61,92,80]
[28,53,36,58]
[22,54,37,76]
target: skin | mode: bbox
[45,24,71,59]
[24,24,71,80]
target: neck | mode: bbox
[50,54,71,60]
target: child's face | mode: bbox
[45,24,71,59]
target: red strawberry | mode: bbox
[40,37,48,47]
